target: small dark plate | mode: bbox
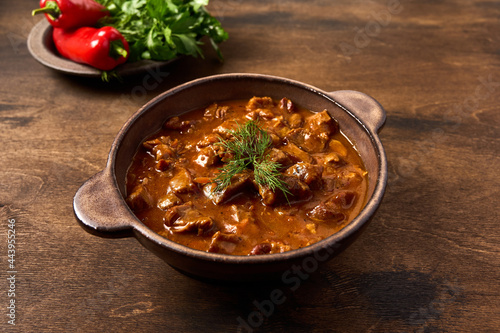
[27,19,177,77]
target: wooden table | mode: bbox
[1,0,499,331]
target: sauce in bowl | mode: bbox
[126,96,368,255]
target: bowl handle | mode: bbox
[328,90,386,133]
[73,169,135,238]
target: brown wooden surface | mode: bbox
[1,0,499,332]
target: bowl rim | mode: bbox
[106,73,388,264]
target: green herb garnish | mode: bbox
[213,121,292,201]
[96,0,229,62]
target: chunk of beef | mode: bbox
[281,143,314,163]
[246,96,274,111]
[164,203,215,235]
[306,191,356,222]
[155,158,174,172]
[143,136,181,161]
[285,162,323,189]
[267,148,293,169]
[328,140,348,157]
[328,191,357,210]
[321,153,345,174]
[157,192,182,210]
[249,243,272,255]
[245,110,259,121]
[195,146,220,168]
[208,231,242,254]
[258,175,312,205]
[203,171,253,205]
[321,176,337,191]
[265,116,290,138]
[169,167,197,194]
[203,103,230,119]
[285,128,328,153]
[249,240,291,255]
[283,175,313,201]
[279,97,296,113]
[269,133,282,147]
[336,168,365,189]
[324,153,342,166]
[213,120,238,139]
[222,204,263,237]
[307,203,345,223]
[126,181,153,211]
[253,108,275,120]
[288,113,303,128]
[305,110,339,136]
[230,204,256,224]
[196,133,219,148]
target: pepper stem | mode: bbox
[109,40,128,60]
[32,1,61,20]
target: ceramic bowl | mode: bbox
[73,73,387,281]
[27,19,175,77]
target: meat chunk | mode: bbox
[267,148,293,169]
[157,192,182,210]
[246,96,274,111]
[258,175,312,205]
[285,162,323,189]
[249,240,291,255]
[321,153,345,174]
[328,140,348,157]
[169,167,197,194]
[324,153,343,166]
[283,175,313,202]
[281,143,314,163]
[208,231,242,254]
[258,108,276,120]
[336,168,365,189]
[307,203,345,223]
[329,191,357,210]
[221,204,263,237]
[265,116,290,138]
[203,171,253,205]
[164,203,215,235]
[279,97,296,113]
[203,103,230,119]
[288,113,303,128]
[126,181,153,211]
[213,120,239,139]
[230,204,256,224]
[155,158,174,172]
[196,133,219,148]
[249,243,272,255]
[306,191,356,222]
[143,136,182,161]
[194,146,220,168]
[305,110,339,136]
[285,128,328,153]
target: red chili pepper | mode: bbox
[32,0,109,30]
[53,26,129,71]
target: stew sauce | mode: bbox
[126,97,368,255]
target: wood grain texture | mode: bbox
[0,0,499,332]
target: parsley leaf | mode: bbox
[97,0,228,62]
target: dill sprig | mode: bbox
[212,120,292,200]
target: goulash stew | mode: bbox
[126,97,368,255]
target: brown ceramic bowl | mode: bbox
[27,19,175,77]
[73,73,387,281]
